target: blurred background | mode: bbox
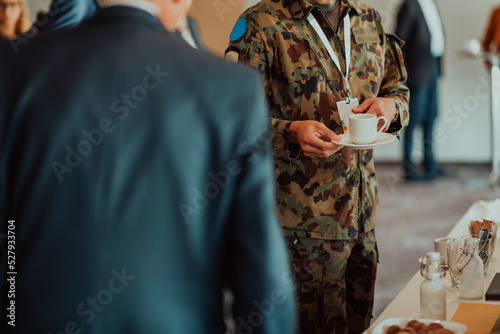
[24,0,500,320]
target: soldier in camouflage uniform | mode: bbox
[225,0,409,333]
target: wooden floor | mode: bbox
[373,162,500,320]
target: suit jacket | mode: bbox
[483,6,500,53]
[395,0,443,88]
[0,7,295,333]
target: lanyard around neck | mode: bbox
[307,11,351,99]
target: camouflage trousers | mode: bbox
[287,230,378,334]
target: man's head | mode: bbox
[149,0,193,31]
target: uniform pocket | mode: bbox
[272,32,329,119]
[352,26,381,44]
[273,32,327,83]
[289,247,324,293]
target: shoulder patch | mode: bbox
[230,18,247,42]
[225,51,240,63]
[225,46,241,63]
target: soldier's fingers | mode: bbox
[352,99,374,113]
[366,101,386,117]
[303,138,343,157]
[317,123,341,141]
[324,144,344,156]
[303,134,339,151]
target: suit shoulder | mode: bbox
[188,53,267,139]
[6,24,81,61]
[198,52,261,90]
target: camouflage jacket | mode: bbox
[226,0,410,240]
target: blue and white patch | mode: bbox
[230,18,247,42]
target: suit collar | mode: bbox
[88,6,167,32]
[106,0,160,17]
[283,0,365,19]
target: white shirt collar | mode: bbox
[417,0,445,57]
[106,0,160,17]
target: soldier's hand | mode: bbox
[352,98,396,132]
[289,121,343,158]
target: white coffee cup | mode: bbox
[434,237,451,263]
[349,114,388,144]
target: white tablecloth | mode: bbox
[368,199,500,332]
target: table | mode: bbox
[368,199,500,332]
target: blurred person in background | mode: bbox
[0,0,30,40]
[31,0,99,33]
[3,0,98,53]
[0,0,296,332]
[396,0,453,181]
[483,5,500,54]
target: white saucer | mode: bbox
[332,133,395,149]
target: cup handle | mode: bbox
[376,116,389,135]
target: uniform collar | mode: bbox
[283,0,366,19]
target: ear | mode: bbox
[155,0,191,32]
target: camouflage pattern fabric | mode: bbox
[225,0,410,241]
[288,231,378,334]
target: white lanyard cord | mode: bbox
[307,12,351,99]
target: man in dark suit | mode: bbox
[396,0,450,181]
[0,0,296,332]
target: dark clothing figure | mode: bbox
[396,0,447,180]
[34,0,98,32]
[5,0,98,53]
[0,6,296,333]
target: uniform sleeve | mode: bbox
[379,33,410,136]
[225,20,296,160]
